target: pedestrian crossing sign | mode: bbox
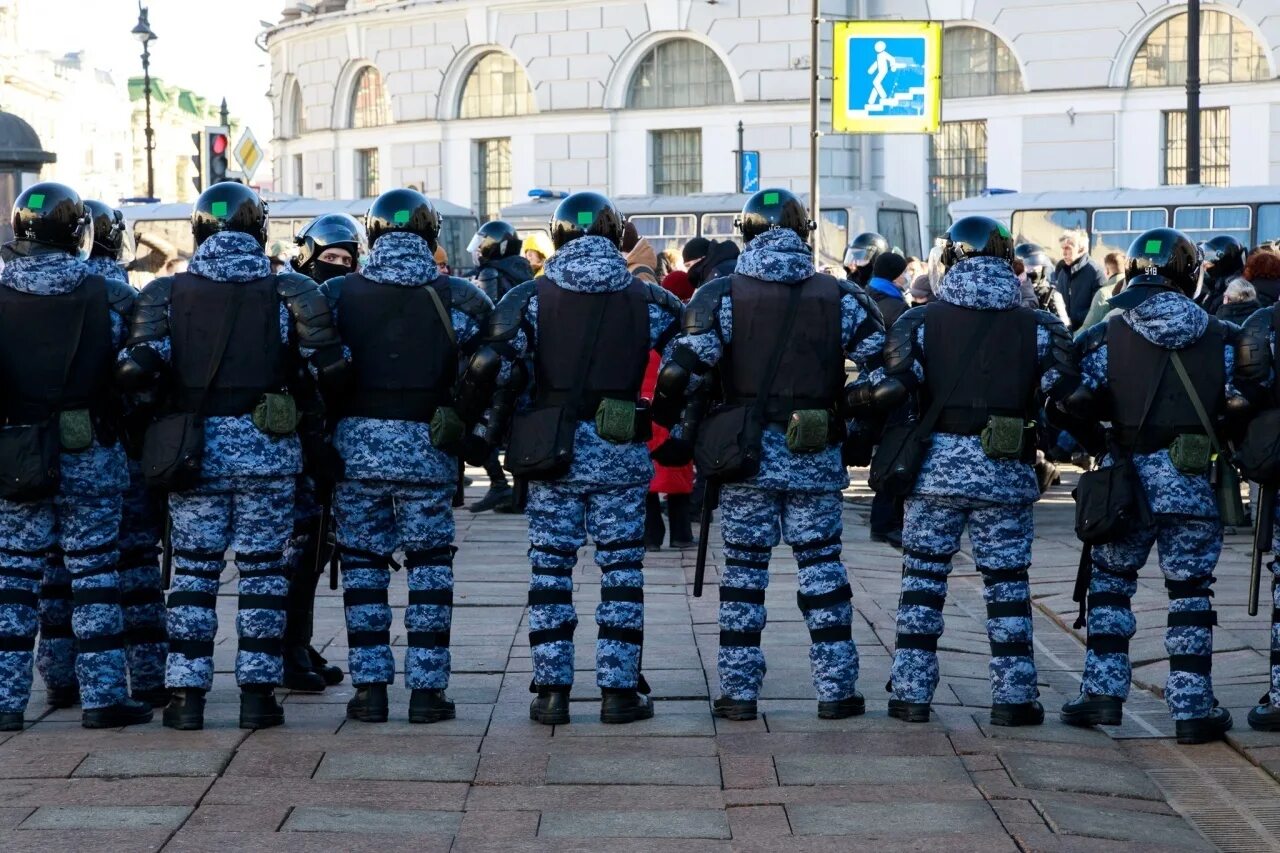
[832,20,942,134]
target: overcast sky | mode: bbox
[18,0,275,140]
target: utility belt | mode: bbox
[339,389,446,424]
[1113,426,1213,466]
[725,395,843,451]
[929,407,1037,463]
[1,404,115,452]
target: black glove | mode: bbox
[842,429,876,468]
[651,436,694,467]
[301,436,344,497]
[462,433,491,467]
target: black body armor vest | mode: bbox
[0,275,112,424]
[1107,314,1225,452]
[723,273,845,423]
[922,301,1038,435]
[336,274,455,421]
[170,272,287,416]
[534,277,649,416]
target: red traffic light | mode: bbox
[211,134,229,155]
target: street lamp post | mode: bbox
[132,3,157,201]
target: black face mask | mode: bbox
[310,260,353,283]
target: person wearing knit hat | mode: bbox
[867,251,910,328]
[908,273,933,305]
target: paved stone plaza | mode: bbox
[0,469,1278,851]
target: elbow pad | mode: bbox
[115,346,166,393]
[652,359,694,429]
[845,377,908,415]
[457,346,505,425]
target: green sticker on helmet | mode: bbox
[997,223,1010,238]
[1144,238,1163,254]
[210,200,228,218]
[27,193,45,210]
[763,191,780,206]
[577,211,594,226]
[394,209,411,224]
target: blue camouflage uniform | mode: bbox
[663,228,883,704]
[487,235,682,692]
[123,231,325,692]
[1074,291,1238,720]
[0,251,134,713]
[327,231,492,690]
[886,256,1074,709]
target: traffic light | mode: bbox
[205,126,230,186]
[190,132,203,194]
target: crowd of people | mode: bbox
[2,178,1280,747]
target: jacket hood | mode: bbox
[1122,290,1209,349]
[542,235,633,293]
[734,229,814,284]
[0,251,89,295]
[625,237,658,277]
[188,232,273,283]
[84,256,128,282]
[363,231,439,288]
[938,256,1021,310]
[690,239,741,288]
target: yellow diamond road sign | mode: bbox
[234,128,264,182]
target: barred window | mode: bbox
[651,129,702,195]
[475,138,512,221]
[350,66,391,128]
[628,40,733,110]
[1130,10,1268,87]
[355,148,379,198]
[942,27,1024,98]
[1163,107,1230,187]
[460,53,535,119]
[928,120,987,239]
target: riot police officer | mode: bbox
[278,212,365,693]
[843,231,888,287]
[1197,234,1246,315]
[327,189,492,724]
[883,216,1076,727]
[462,191,682,725]
[1063,227,1238,744]
[653,188,886,721]
[0,182,150,729]
[118,181,348,730]
[1015,243,1069,326]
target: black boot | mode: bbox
[131,686,171,708]
[0,712,22,732]
[1060,693,1123,727]
[282,643,326,693]
[712,696,758,721]
[991,700,1045,727]
[529,686,571,725]
[1176,706,1232,745]
[239,685,284,730]
[46,685,79,708]
[409,688,455,724]
[469,486,514,514]
[82,696,153,729]
[600,688,654,724]
[307,646,344,686]
[346,683,389,723]
[1249,694,1280,731]
[667,494,694,549]
[163,688,206,730]
[644,493,665,551]
[818,692,865,720]
[888,698,931,723]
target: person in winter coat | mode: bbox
[1244,247,1280,308]
[522,232,553,277]
[866,251,910,329]
[643,272,695,550]
[1215,279,1262,326]
[1079,252,1126,331]
[688,239,740,290]
[1053,229,1106,329]
[621,221,659,285]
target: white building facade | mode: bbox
[266,0,1280,242]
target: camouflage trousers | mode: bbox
[1083,516,1220,721]
[717,486,857,703]
[40,464,168,696]
[334,480,455,689]
[0,492,129,712]
[892,497,1038,706]
[164,476,294,690]
[526,482,646,690]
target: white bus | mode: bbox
[949,185,1280,264]
[501,190,923,269]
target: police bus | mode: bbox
[949,185,1280,264]
[120,195,481,278]
[501,190,923,269]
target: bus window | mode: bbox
[901,211,922,257]
[1010,209,1086,258]
[1090,208,1167,262]
[700,213,743,249]
[440,215,479,276]
[1173,205,1251,245]
[1259,204,1280,246]
[820,209,849,266]
[876,210,907,256]
[629,214,696,254]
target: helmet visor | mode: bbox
[74,216,94,261]
[844,247,873,267]
[927,241,947,295]
[116,223,136,266]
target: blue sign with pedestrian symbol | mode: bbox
[832,21,941,134]
[741,151,760,193]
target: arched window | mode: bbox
[349,66,390,128]
[286,81,305,137]
[1130,9,1269,87]
[942,27,1024,98]
[459,52,535,119]
[627,40,734,109]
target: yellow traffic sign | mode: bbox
[832,20,942,134]
[234,128,265,182]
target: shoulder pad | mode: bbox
[279,274,339,349]
[104,277,137,318]
[444,275,494,319]
[136,275,173,309]
[127,275,173,345]
[1031,308,1068,333]
[682,276,731,335]
[1076,318,1109,357]
[320,273,349,304]
[644,281,682,316]
[475,267,499,282]
[1204,315,1235,341]
[275,271,321,300]
[839,280,884,327]
[487,279,537,342]
[884,305,926,376]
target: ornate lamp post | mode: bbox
[131,3,157,200]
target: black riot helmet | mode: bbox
[1122,228,1200,298]
[1199,234,1246,280]
[737,188,812,244]
[1014,242,1053,283]
[84,199,131,261]
[467,219,521,264]
[844,231,889,270]
[549,191,625,249]
[366,188,440,250]
[9,182,93,257]
[293,213,365,273]
[942,216,1014,268]
[192,181,268,248]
